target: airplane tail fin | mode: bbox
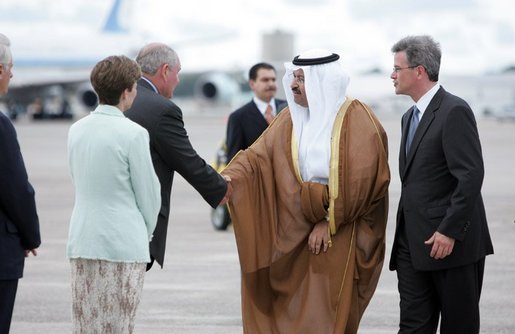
[102,0,129,33]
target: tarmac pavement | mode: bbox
[8,109,515,333]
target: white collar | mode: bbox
[253,96,276,115]
[91,104,124,117]
[416,83,440,116]
[141,76,159,94]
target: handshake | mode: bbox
[218,174,232,206]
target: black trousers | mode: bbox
[395,228,485,334]
[0,279,18,334]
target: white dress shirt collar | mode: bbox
[141,76,159,94]
[253,96,276,117]
[416,83,441,117]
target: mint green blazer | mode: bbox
[67,105,160,263]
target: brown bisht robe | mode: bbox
[223,98,390,334]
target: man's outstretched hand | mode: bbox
[219,174,232,206]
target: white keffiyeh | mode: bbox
[282,49,350,184]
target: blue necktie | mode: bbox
[406,106,420,156]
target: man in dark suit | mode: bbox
[226,62,286,162]
[389,35,494,334]
[0,33,41,333]
[125,43,231,270]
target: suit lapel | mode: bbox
[401,87,445,179]
[275,99,287,113]
[250,101,269,127]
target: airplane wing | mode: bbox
[0,0,248,120]
[0,0,132,119]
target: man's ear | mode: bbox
[160,63,169,81]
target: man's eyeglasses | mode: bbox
[289,73,305,84]
[392,65,418,73]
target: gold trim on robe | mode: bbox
[328,96,354,235]
[223,98,390,334]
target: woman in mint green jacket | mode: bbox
[67,55,160,334]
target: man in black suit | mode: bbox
[226,62,286,162]
[0,33,41,333]
[125,43,231,270]
[389,35,494,334]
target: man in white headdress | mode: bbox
[222,49,390,333]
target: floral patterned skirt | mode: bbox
[70,259,146,334]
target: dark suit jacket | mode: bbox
[125,79,227,268]
[390,87,493,271]
[0,112,40,280]
[226,99,286,162]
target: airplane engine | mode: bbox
[194,72,241,104]
[77,82,98,108]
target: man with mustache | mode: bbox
[222,49,390,333]
[211,63,286,230]
[225,62,286,163]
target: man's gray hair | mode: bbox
[0,33,12,64]
[136,43,178,75]
[391,35,441,82]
